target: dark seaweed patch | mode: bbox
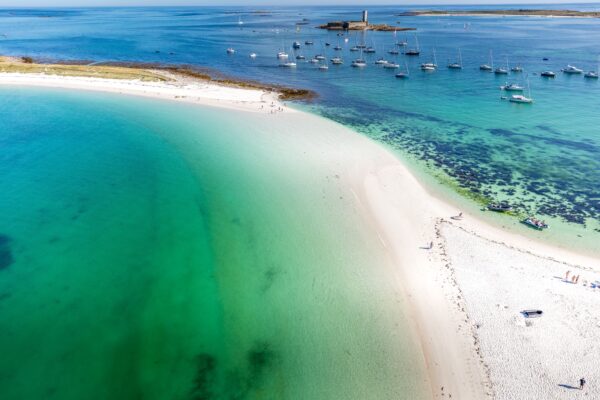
[247,341,275,383]
[0,234,13,270]
[190,353,217,400]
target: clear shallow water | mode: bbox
[0,4,597,253]
[0,88,427,399]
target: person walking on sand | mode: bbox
[565,270,571,281]
[579,377,586,390]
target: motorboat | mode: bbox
[249,53,257,58]
[331,57,343,65]
[277,51,289,59]
[487,203,513,212]
[279,61,297,68]
[584,71,599,79]
[500,83,524,91]
[509,94,533,104]
[540,71,556,78]
[350,46,359,52]
[333,45,342,51]
[292,41,301,49]
[226,48,235,54]
[383,62,400,69]
[562,65,583,74]
[305,40,314,45]
[315,54,326,61]
[511,65,523,72]
[309,58,319,64]
[375,58,388,65]
[405,49,420,56]
[319,64,329,71]
[522,217,548,230]
[296,54,305,60]
[421,62,436,71]
[364,47,376,54]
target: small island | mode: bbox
[397,9,600,18]
[319,10,416,31]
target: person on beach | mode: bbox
[565,270,571,281]
[575,275,580,284]
[429,241,433,250]
[579,377,586,390]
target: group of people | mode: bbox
[565,270,581,284]
[259,101,286,114]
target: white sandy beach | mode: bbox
[2,72,599,399]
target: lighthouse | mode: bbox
[362,10,368,24]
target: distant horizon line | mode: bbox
[1,1,599,8]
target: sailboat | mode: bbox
[405,35,420,56]
[495,56,509,75]
[352,48,367,68]
[396,61,410,78]
[509,78,533,103]
[331,56,343,65]
[480,50,493,71]
[238,16,244,26]
[447,49,463,69]
[421,48,437,71]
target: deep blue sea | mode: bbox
[0,4,599,252]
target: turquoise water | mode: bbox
[0,5,598,253]
[0,87,428,399]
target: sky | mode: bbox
[0,0,597,6]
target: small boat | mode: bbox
[405,35,420,56]
[350,46,359,52]
[487,203,513,212]
[315,54,326,61]
[388,49,400,55]
[511,65,523,72]
[500,83,524,91]
[383,62,400,69]
[510,94,533,104]
[495,67,509,75]
[396,62,410,79]
[305,40,314,45]
[562,65,583,74]
[421,49,437,71]
[319,64,329,71]
[352,59,367,68]
[396,40,408,47]
[364,47,376,54]
[279,61,297,68]
[584,71,599,79]
[296,54,305,60]
[522,216,548,230]
[480,50,493,71]
[543,57,549,61]
[292,41,301,49]
[325,42,331,47]
[331,57,343,65]
[333,45,342,51]
[249,53,257,58]
[277,51,289,59]
[238,16,244,26]
[309,58,319,64]
[521,310,543,318]
[447,49,463,70]
[226,48,235,54]
[540,71,556,78]
[375,58,388,65]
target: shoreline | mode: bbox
[2,73,599,399]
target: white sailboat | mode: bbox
[447,49,463,69]
[396,61,410,79]
[480,50,493,71]
[421,48,437,71]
